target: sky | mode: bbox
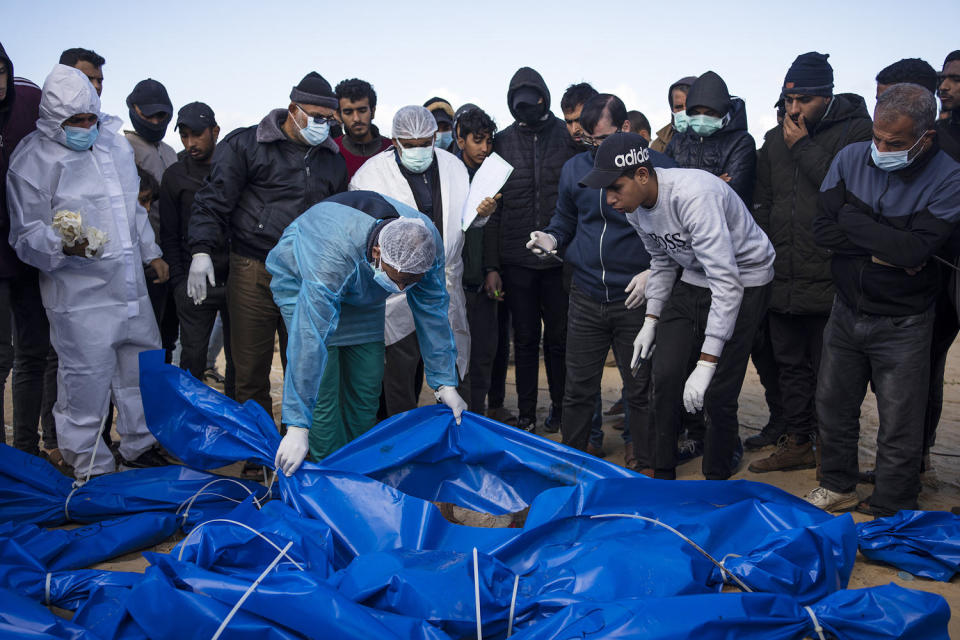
[3,0,958,151]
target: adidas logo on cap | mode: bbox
[613,147,650,168]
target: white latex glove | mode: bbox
[525,231,557,255]
[435,386,468,425]
[275,426,309,476]
[187,253,215,304]
[624,270,650,309]
[683,360,718,414]
[631,317,658,369]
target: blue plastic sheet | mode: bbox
[0,442,269,528]
[0,586,103,639]
[857,510,960,581]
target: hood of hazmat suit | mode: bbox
[5,64,162,476]
[266,190,459,430]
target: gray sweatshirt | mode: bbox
[626,168,775,356]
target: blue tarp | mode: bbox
[857,510,960,581]
[0,350,950,638]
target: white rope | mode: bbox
[254,470,276,508]
[506,573,519,637]
[44,573,52,606]
[177,518,304,571]
[803,606,827,640]
[176,479,256,526]
[63,484,81,522]
[64,413,111,520]
[590,514,753,593]
[473,547,483,640]
[210,540,293,640]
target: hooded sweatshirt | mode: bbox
[665,72,757,206]
[0,42,42,279]
[487,67,577,270]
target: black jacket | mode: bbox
[189,109,348,262]
[937,111,960,163]
[159,153,229,287]
[665,97,756,205]
[753,93,873,315]
[814,140,960,316]
[487,67,578,270]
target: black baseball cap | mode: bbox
[578,132,652,189]
[125,78,172,116]
[175,102,216,132]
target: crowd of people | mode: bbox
[1,42,959,519]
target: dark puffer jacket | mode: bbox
[754,93,872,315]
[189,109,348,262]
[665,72,756,206]
[486,67,577,270]
[0,42,41,279]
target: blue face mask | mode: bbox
[398,141,434,173]
[688,113,728,137]
[295,106,331,146]
[434,131,453,149]
[63,125,99,151]
[870,134,927,172]
[672,110,689,133]
[373,259,403,293]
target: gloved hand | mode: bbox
[683,360,718,414]
[274,426,310,476]
[631,317,658,369]
[525,231,557,255]
[624,270,650,309]
[435,386,468,425]
[187,253,215,305]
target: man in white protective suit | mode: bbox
[350,105,496,416]
[6,64,171,476]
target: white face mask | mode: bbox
[396,139,434,173]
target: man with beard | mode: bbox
[334,78,391,180]
[938,51,960,156]
[486,66,577,433]
[159,102,234,397]
[58,48,104,97]
[561,82,598,150]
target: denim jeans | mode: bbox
[816,297,934,514]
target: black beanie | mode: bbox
[783,52,834,96]
[290,72,338,109]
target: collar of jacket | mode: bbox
[256,108,339,154]
[341,124,386,156]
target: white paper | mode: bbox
[461,152,513,231]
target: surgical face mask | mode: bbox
[688,113,729,137]
[434,131,453,149]
[373,258,403,293]
[870,134,927,172]
[672,110,689,133]
[397,141,434,173]
[63,125,99,151]
[295,106,331,146]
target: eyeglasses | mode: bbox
[581,128,621,148]
[297,105,338,127]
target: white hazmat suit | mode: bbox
[6,64,162,475]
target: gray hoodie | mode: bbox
[627,167,775,356]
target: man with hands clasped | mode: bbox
[581,132,775,481]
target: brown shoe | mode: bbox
[748,435,816,473]
[623,444,637,468]
[486,406,518,426]
[586,442,605,458]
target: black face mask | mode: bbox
[515,102,546,126]
[129,108,171,143]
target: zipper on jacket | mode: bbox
[598,189,609,302]
[787,165,799,310]
[533,133,541,223]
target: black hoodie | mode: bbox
[0,42,41,279]
[487,67,577,270]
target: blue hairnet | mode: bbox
[379,218,436,274]
[392,105,438,139]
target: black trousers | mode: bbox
[174,282,235,399]
[922,283,959,457]
[487,304,510,409]
[146,276,179,364]
[464,288,499,413]
[768,312,828,439]
[382,332,425,417]
[0,271,58,453]
[652,281,771,480]
[501,265,567,420]
[817,297,934,514]
[561,284,651,466]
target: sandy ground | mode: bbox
[5,340,959,635]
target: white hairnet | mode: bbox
[392,105,438,140]
[379,218,436,274]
